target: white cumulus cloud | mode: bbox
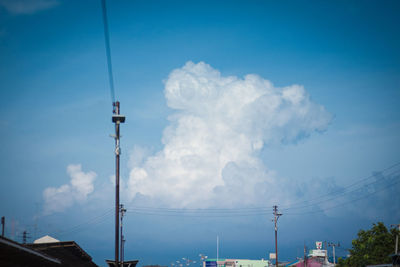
[127,61,332,208]
[43,164,96,214]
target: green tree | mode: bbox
[338,222,398,267]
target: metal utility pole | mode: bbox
[303,244,307,267]
[1,216,4,237]
[112,101,125,266]
[120,204,127,267]
[328,242,340,264]
[324,241,327,262]
[392,224,400,254]
[273,205,282,267]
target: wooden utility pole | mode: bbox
[273,205,282,267]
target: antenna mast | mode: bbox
[101,0,126,265]
[112,102,125,266]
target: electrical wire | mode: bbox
[128,210,270,217]
[101,0,116,105]
[45,162,400,235]
[122,162,400,217]
[280,168,400,212]
[55,207,114,237]
[122,162,400,215]
[280,161,400,210]
[285,173,400,216]
[50,0,121,239]
[126,206,271,216]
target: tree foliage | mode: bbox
[338,222,398,267]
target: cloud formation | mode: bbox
[43,164,96,214]
[0,0,58,15]
[127,62,332,208]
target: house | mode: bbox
[0,235,61,266]
[0,235,98,266]
[287,242,334,267]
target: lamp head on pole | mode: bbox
[112,114,125,123]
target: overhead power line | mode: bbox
[127,209,271,217]
[280,161,400,210]
[122,161,400,214]
[285,174,400,216]
[55,207,114,237]
[101,0,116,105]
[281,168,400,212]
[39,162,400,236]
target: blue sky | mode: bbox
[0,0,399,266]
